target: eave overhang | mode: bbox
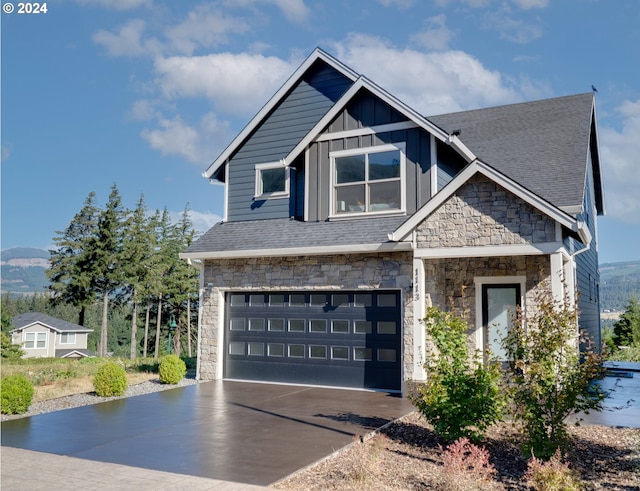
[179,241,413,261]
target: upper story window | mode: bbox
[60,332,76,344]
[331,143,405,216]
[255,162,289,199]
[24,332,46,349]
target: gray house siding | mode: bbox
[305,92,434,221]
[226,60,353,222]
[573,152,601,347]
[437,140,466,191]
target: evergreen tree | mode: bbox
[89,184,126,357]
[613,297,640,347]
[121,195,155,359]
[48,192,100,326]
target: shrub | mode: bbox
[1,374,34,414]
[439,437,497,491]
[410,307,505,441]
[525,450,582,491]
[1,332,24,360]
[159,354,186,384]
[92,361,128,397]
[502,284,607,458]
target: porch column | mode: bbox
[412,257,427,381]
[550,252,565,302]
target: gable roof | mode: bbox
[181,216,411,259]
[389,160,590,245]
[427,93,604,215]
[11,312,93,333]
[203,48,359,181]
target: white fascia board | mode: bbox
[414,242,566,259]
[180,241,413,261]
[390,160,580,242]
[203,48,359,180]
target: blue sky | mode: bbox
[2,0,639,264]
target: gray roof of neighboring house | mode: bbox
[427,92,598,213]
[11,312,93,333]
[56,349,94,358]
[184,216,408,255]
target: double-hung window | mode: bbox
[24,332,47,349]
[60,332,76,344]
[255,162,289,198]
[331,143,404,216]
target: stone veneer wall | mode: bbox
[417,174,556,248]
[199,252,414,382]
[423,255,551,345]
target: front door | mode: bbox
[481,284,520,361]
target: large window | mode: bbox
[255,162,289,198]
[24,332,47,349]
[60,332,76,344]
[331,144,404,215]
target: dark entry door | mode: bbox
[224,290,402,390]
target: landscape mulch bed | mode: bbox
[275,412,640,490]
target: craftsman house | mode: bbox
[182,48,604,393]
[11,312,94,358]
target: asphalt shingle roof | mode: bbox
[185,216,407,254]
[11,312,93,333]
[428,93,594,211]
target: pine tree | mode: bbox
[89,185,126,357]
[48,192,100,326]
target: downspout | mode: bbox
[195,259,205,381]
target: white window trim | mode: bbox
[329,143,406,218]
[254,160,290,199]
[24,331,47,349]
[60,332,76,344]
[474,276,526,358]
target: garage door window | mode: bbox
[230,318,245,331]
[309,345,327,359]
[310,320,327,333]
[331,346,349,360]
[288,344,305,357]
[268,344,284,357]
[268,319,285,332]
[248,343,264,356]
[288,319,305,332]
[377,321,397,334]
[354,321,372,334]
[248,319,264,331]
[377,294,397,307]
[229,342,245,355]
[331,320,349,333]
[289,294,306,306]
[378,349,397,362]
[354,347,372,361]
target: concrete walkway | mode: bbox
[1,447,268,490]
[1,380,414,489]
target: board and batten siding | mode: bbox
[306,92,435,222]
[572,151,601,348]
[226,60,353,222]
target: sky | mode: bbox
[1,0,639,264]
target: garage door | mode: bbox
[224,290,402,390]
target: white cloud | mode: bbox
[600,99,640,224]
[268,0,311,23]
[332,34,522,114]
[511,0,548,9]
[165,6,250,55]
[1,144,11,162]
[410,15,455,51]
[93,19,161,57]
[185,210,223,235]
[154,52,295,116]
[377,0,416,9]
[141,112,234,164]
[75,0,151,10]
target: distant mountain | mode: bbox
[1,248,50,294]
[599,260,640,311]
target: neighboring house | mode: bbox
[11,312,94,358]
[181,48,604,393]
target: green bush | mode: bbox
[92,361,128,397]
[525,450,582,491]
[609,345,640,362]
[1,332,24,360]
[159,354,186,384]
[503,285,607,458]
[410,307,505,442]
[1,374,34,414]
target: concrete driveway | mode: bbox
[1,381,414,487]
